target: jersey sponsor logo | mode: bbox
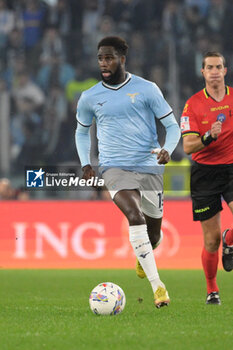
[210,105,229,112]
[217,113,226,122]
[127,92,139,103]
[180,116,190,131]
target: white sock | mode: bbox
[129,224,163,293]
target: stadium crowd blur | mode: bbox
[1,0,233,199]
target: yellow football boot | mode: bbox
[136,259,146,279]
[154,286,170,308]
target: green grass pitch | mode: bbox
[0,269,232,350]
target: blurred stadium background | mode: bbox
[0,0,233,268]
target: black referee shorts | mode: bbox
[191,162,233,221]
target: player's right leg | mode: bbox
[135,213,163,279]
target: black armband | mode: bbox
[201,131,217,146]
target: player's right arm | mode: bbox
[75,93,95,179]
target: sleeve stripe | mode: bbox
[182,131,200,137]
[159,111,173,120]
[77,119,92,127]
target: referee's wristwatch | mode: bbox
[201,130,217,146]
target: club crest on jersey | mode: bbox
[127,92,139,103]
[217,113,226,122]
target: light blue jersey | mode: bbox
[76,73,180,174]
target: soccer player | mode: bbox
[181,52,233,305]
[76,36,180,308]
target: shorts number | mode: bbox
[157,192,163,209]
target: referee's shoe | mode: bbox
[222,229,233,272]
[206,292,221,305]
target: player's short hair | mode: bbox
[202,52,226,68]
[97,36,129,56]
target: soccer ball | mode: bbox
[89,282,126,316]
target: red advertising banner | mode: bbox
[0,201,232,269]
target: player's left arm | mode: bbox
[148,83,180,164]
[154,113,181,164]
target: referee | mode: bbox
[181,52,233,305]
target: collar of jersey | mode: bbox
[203,86,229,99]
[102,72,132,90]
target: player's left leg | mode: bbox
[201,212,221,304]
[136,182,169,307]
[135,215,162,278]
[134,214,169,307]
[135,179,164,280]
[222,201,233,271]
[114,189,169,308]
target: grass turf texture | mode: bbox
[0,270,232,350]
